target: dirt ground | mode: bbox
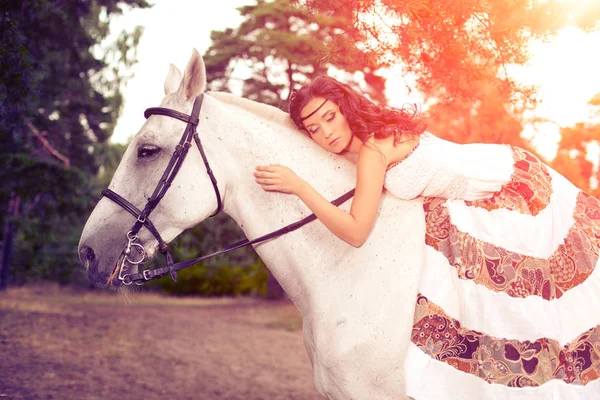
[0,284,323,400]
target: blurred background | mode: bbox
[1,0,600,398]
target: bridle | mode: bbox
[100,93,355,286]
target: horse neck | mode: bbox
[203,95,356,311]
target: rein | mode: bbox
[100,93,355,286]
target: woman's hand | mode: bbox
[254,164,306,195]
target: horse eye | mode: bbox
[137,145,161,159]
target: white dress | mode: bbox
[384,133,600,399]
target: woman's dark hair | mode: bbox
[288,76,426,145]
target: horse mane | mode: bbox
[207,90,358,171]
[208,91,299,132]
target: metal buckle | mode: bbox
[143,269,151,281]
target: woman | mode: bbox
[254,76,600,397]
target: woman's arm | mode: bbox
[254,143,387,247]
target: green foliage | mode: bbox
[0,0,150,287]
[423,79,532,150]
[0,153,95,286]
[293,0,600,157]
[1,0,149,172]
[203,0,387,107]
[302,0,600,105]
[150,261,269,297]
[145,212,270,296]
[9,213,90,286]
[550,95,600,196]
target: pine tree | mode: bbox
[203,0,388,106]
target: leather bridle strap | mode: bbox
[100,94,222,269]
[123,188,356,284]
[101,188,168,251]
[139,93,222,221]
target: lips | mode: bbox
[329,138,340,146]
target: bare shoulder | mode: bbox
[361,134,419,169]
[358,138,387,169]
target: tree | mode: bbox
[300,0,600,104]
[551,93,600,196]
[203,0,388,106]
[298,0,600,150]
[0,0,150,287]
[423,73,534,151]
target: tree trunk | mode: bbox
[0,194,19,291]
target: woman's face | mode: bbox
[300,97,353,154]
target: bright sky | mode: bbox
[109,1,600,161]
[107,0,253,144]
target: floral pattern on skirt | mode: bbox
[423,189,600,300]
[464,148,553,216]
[411,294,600,387]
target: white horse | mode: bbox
[78,49,424,399]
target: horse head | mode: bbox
[78,49,229,286]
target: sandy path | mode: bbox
[0,285,323,400]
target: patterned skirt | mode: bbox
[407,148,600,399]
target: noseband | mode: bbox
[100,93,355,286]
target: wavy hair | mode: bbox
[288,76,426,146]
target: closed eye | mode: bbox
[307,112,335,135]
[137,145,161,159]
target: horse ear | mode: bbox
[164,64,182,95]
[177,48,206,101]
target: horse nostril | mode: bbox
[78,245,97,268]
[85,247,96,262]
